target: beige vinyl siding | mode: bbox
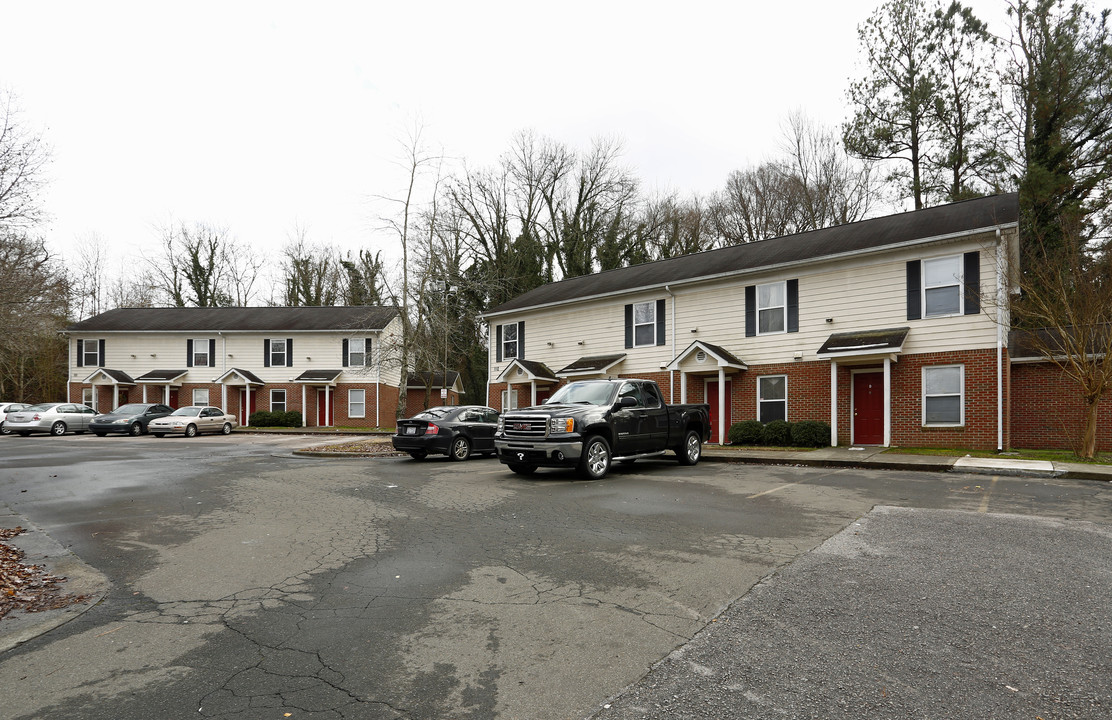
[488,231,1008,377]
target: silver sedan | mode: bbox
[6,403,97,436]
[148,406,238,438]
[0,402,31,435]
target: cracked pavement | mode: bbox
[1,433,1111,718]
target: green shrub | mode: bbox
[281,411,303,427]
[791,420,831,447]
[760,419,793,446]
[249,411,276,427]
[728,420,765,445]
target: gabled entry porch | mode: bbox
[666,341,748,445]
[817,327,909,447]
[214,368,266,427]
[294,370,343,427]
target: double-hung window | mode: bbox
[923,365,963,425]
[758,282,786,334]
[271,389,287,413]
[269,338,286,367]
[83,340,101,367]
[758,375,787,423]
[192,339,210,367]
[349,389,365,418]
[633,302,656,346]
[349,339,366,366]
[192,388,209,405]
[501,323,519,360]
[923,256,962,317]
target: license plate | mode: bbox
[405,426,416,435]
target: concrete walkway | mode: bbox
[700,443,1112,482]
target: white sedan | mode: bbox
[148,406,238,438]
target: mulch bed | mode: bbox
[301,439,405,456]
[1,527,91,620]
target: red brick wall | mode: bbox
[404,388,463,416]
[1011,362,1112,452]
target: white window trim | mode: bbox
[757,374,788,423]
[349,337,368,367]
[270,338,287,366]
[501,388,517,411]
[82,341,101,367]
[192,388,209,406]
[82,387,95,411]
[271,389,287,413]
[632,301,657,347]
[500,322,519,360]
[922,364,964,426]
[193,338,211,368]
[922,254,964,318]
[349,389,366,418]
[756,281,787,336]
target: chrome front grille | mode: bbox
[501,415,548,439]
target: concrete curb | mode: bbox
[0,506,111,654]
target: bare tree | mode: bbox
[781,111,878,228]
[340,249,386,306]
[145,221,258,307]
[707,164,798,243]
[1008,221,1112,458]
[0,90,50,229]
[71,233,108,320]
[0,233,68,400]
[281,226,341,306]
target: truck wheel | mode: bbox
[677,429,702,466]
[507,463,537,476]
[578,435,611,480]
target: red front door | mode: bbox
[706,381,732,442]
[317,390,330,427]
[853,372,884,445]
[169,390,179,408]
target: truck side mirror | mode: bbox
[618,396,638,408]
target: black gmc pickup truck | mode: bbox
[494,378,711,479]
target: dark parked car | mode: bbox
[392,405,500,461]
[90,403,175,436]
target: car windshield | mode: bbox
[547,382,618,406]
[170,407,202,416]
[414,407,455,420]
[113,404,148,414]
[24,404,55,412]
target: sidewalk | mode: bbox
[700,443,1112,482]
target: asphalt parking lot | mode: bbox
[1,433,1110,719]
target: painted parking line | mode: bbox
[979,476,998,513]
[747,479,809,499]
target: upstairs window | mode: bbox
[758,282,786,334]
[498,322,524,361]
[923,256,962,317]
[264,338,293,368]
[83,341,101,367]
[633,302,656,346]
[349,338,366,366]
[269,338,286,367]
[191,338,211,367]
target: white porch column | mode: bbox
[680,372,688,404]
[163,385,169,404]
[883,356,892,447]
[302,385,307,427]
[326,385,332,426]
[221,383,227,412]
[830,361,838,446]
[112,385,119,409]
[142,384,148,403]
[530,380,536,407]
[717,366,726,445]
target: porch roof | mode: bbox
[496,359,558,383]
[665,340,748,371]
[134,369,188,383]
[82,368,135,385]
[215,367,266,385]
[555,354,626,378]
[293,370,343,384]
[816,327,910,359]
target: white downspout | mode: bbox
[374,333,381,428]
[996,228,1005,451]
[485,320,493,409]
[665,285,677,403]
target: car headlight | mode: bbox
[548,417,574,434]
[114,418,130,424]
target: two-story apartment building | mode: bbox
[482,194,1026,450]
[64,306,402,428]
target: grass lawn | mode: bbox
[887,446,1112,465]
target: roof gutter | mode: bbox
[479,222,1019,320]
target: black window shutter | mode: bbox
[624,304,633,348]
[187,339,194,368]
[364,338,373,364]
[656,299,666,346]
[209,339,216,368]
[264,339,271,367]
[517,321,525,359]
[963,251,980,315]
[286,338,293,367]
[496,325,503,362]
[745,286,756,337]
[342,339,349,367]
[906,261,922,320]
[76,339,84,367]
[786,280,799,333]
[98,339,105,366]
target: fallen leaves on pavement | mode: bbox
[302,439,404,456]
[1,527,91,620]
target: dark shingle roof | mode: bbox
[294,370,343,383]
[85,368,136,383]
[556,354,627,376]
[486,194,1018,315]
[67,306,399,332]
[135,370,189,382]
[817,327,911,355]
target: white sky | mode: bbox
[1,0,1013,291]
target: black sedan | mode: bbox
[90,403,176,436]
[392,405,500,461]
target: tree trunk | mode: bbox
[1080,400,1100,459]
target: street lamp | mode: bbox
[442,280,455,405]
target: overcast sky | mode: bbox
[2,0,1013,289]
